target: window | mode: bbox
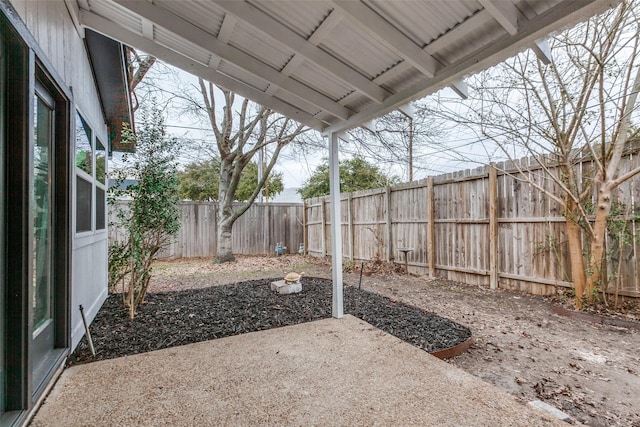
[76,176,92,232]
[96,139,106,230]
[96,187,106,230]
[96,138,106,184]
[33,84,54,334]
[75,113,92,233]
[75,114,92,175]
[75,114,107,232]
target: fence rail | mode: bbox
[109,201,304,259]
[304,152,640,298]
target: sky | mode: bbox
[129,63,326,189]
[125,58,508,190]
[112,56,545,192]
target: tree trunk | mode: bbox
[565,198,586,309]
[216,163,236,263]
[215,220,234,263]
[585,183,612,302]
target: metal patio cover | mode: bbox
[74,0,613,134]
[74,0,614,318]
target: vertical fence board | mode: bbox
[489,163,497,289]
[110,202,303,259]
[427,177,435,276]
[302,149,640,298]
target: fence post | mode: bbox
[321,198,327,257]
[212,202,218,257]
[302,200,308,256]
[489,163,498,289]
[427,177,435,277]
[385,185,393,261]
[348,193,354,260]
[265,203,271,255]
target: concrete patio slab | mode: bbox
[31,315,564,426]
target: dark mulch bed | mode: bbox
[69,277,471,365]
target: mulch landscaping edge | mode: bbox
[430,336,474,359]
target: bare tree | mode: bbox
[197,80,307,262]
[126,48,156,112]
[346,106,449,181]
[121,54,312,263]
[432,1,640,308]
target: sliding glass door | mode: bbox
[31,83,57,391]
[1,4,72,421]
[0,28,6,418]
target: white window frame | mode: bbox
[74,110,108,237]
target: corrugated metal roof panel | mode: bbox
[341,93,376,113]
[319,20,403,80]
[368,0,481,46]
[230,22,294,71]
[82,0,612,132]
[313,111,335,124]
[272,89,323,118]
[217,60,271,92]
[516,0,561,19]
[291,60,353,102]
[88,0,142,35]
[249,0,330,39]
[154,26,212,66]
[155,0,225,37]
[436,19,504,65]
[378,66,424,94]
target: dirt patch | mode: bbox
[551,288,640,324]
[94,255,640,426]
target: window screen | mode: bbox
[95,187,105,230]
[76,176,92,232]
[75,113,92,175]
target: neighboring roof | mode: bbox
[107,178,137,190]
[269,187,303,204]
[85,28,134,152]
[76,0,615,133]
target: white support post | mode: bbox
[257,146,264,203]
[328,132,344,318]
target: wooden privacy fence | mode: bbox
[109,201,304,259]
[304,153,640,298]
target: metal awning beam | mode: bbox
[113,0,351,122]
[80,10,326,131]
[450,80,469,99]
[266,10,342,96]
[323,0,613,135]
[213,0,390,104]
[208,14,236,69]
[331,0,438,78]
[479,0,519,35]
[397,103,414,119]
[532,38,553,65]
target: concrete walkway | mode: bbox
[32,315,563,426]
